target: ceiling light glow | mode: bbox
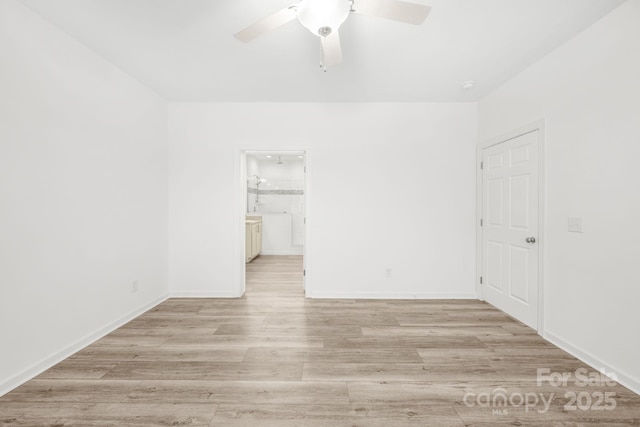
[297,0,351,37]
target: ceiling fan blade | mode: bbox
[234,7,298,42]
[321,30,343,67]
[353,0,431,25]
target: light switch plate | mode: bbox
[568,217,583,233]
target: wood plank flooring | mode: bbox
[2,255,639,426]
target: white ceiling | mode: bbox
[20,0,625,102]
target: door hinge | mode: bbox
[303,270,306,277]
[304,218,306,225]
[480,276,483,284]
[480,218,483,226]
[480,161,484,170]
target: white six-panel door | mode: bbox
[482,130,539,329]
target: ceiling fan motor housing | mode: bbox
[297,0,351,37]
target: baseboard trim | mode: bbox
[170,291,239,298]
[0,292,169,397]
[309,292,480,300]
[544,330,640,396]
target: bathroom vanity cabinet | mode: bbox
[245,216,262,262]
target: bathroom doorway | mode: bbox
[240,150,307,297]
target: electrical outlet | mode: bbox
[385,268,392,278]
[131,280,139,293]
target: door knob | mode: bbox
[526,237,536,244]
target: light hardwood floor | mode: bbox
[1,255,639,426]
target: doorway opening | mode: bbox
[241,150,307,298]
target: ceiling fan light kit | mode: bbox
[297,0,352,37]
[235,0,431,70]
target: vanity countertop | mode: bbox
[246,215,262,224]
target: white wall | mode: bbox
[169,103,477,298]
[0,0,168,395]
[479,1,640,393]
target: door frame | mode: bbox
[234,146,311,298]
[476,119,546,334]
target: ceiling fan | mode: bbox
[234,0,431,70]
